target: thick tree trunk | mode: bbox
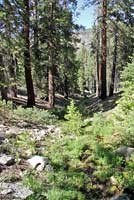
[23,0,35,107]
[99,0,107,99]
[0,54,8,103]
[48,1,56,108]
[10,54,17,97]
[64,74,68,99]
[33,0,40,87]
[63,0,69,99]
[96,27,100,97]
[48,66,55,108]
[109,30,118,96]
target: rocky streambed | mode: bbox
[0,123,60,200]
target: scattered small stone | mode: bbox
[0,154,15,166]
[3,138,9,144]
[32,126,61,141]
[18,121,32,128]
[0,188,12,195]
[54,127,61,138]
[116,146,134,161]
[32,129,48,141]
[6,127,24,135]
[27,155,48,171]
[0,182,33,199]
[0,136,5,144]
[46,125,55,133]
[45,164,53,172]
[110,176,118,186]
[111,194,130,200]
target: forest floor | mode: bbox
[9,92,121,116]
[0,92,133,200]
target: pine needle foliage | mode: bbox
[64,100,83,135]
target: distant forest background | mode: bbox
[0,0,134,107]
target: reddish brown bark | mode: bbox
[109,30,118,96]
[48,2,56,108]
[99,0,107,99]
[96,27,100,97]
[48,66,55,108]
[23,0,35,107]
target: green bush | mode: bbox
[43,134,92,200]
[15,131,36,158]
[46,188,85,200]
[91,112,114,138]
[114,58,134,146]
[13,107,58,125]
[63,100,83,135]
[23,170,46,200]
[117,58,134,115]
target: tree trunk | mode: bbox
[48,1,56,108]
[99,0,107,99]
[23,0,35,107]
[96,27,100,97]
[0,54,8,103]
[48,65,55,108]
[10,54,17,97]
[64,74,68,99]
[63,0,69,99]
[33,0,40,87]
[109,29,118,96]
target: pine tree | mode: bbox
[99,0,107,99]
[23,0,35,107]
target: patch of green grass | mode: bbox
[13,106,58,125]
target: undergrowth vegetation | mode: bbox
[13,107,58,125]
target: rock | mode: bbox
[46,125,55,133]
[32,126,61,141]
[45,164,53,172]
[116,146,134,161]
[18,122,32,128]
[0,124,6,128]
[27,155,48,171]
[0,154,15,165]
[110,176,118,186]
[0,188,12,196]
[0,125,7,132]
[6,127,24,135]
[0,136,5,144]
[54,127,61,138]
[0,182,33,199]
[111,194,130,200]
[32,129,47,141]
[0,125,8,139]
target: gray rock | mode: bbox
[6,127,24,135]
[116,146,134,160]
[0,124,7,132]
[0,154,15,165]
[32,126,61,141]
[0,136,5,144]
[45,164,53,172]
[54,127,61,138]
[27,155,48,171]
[18,122,32,128]
[32,129,48,141]
[111,194,130,200]
[110,176,118,186]
[0,188,12,195]
[0,182,33,199]
[0,125,8,140]
[46,125,55,133]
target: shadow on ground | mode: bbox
[53,92,121,117]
